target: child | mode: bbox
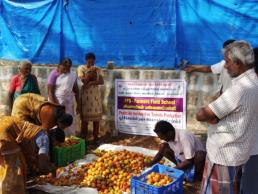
[145,120,206,181]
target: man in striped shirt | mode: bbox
[240,47,258,194]
[196,41,258,194]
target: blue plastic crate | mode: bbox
[130,164,184,194]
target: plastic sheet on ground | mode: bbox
[29,185,98,194]
[31,144,174,193]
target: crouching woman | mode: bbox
[0,115,72,194]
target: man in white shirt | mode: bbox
[196,41,258,194]
[145,120,206,181]
[184,39,235,93]
[241,47,258,194]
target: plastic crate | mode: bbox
[52,137,86,167]
[131,164,184,194]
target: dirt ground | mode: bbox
[28,131,204,194]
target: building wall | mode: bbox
[0,60,219,134]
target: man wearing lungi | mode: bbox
[240,47,258,194]
[196,40,258,194]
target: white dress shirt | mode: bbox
[165,129,205,161]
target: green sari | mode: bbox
[13,74,40,100]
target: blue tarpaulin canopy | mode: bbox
[0,0,257,67]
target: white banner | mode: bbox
[115,80,187,136]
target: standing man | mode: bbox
[184,39,235,94]
[196,41,258,194]
[241,47,258,194]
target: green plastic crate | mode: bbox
[52,137,86,167]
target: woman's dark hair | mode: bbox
[55,106,66,119]
[154,120,175,135]
[57,113,73,127]
[85,52,96,60]
[59,58,72,67]
[49,127,65,143]
[223,39,236,48]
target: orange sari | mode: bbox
[0,116,44,194]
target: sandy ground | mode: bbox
[28,131,205,194]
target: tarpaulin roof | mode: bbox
[0,0,257,67]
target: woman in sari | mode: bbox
[54,58,79,136]
[9,60,40,110]
[0,115,72,194]
[77,52,104,144]
[47,60,69,104]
